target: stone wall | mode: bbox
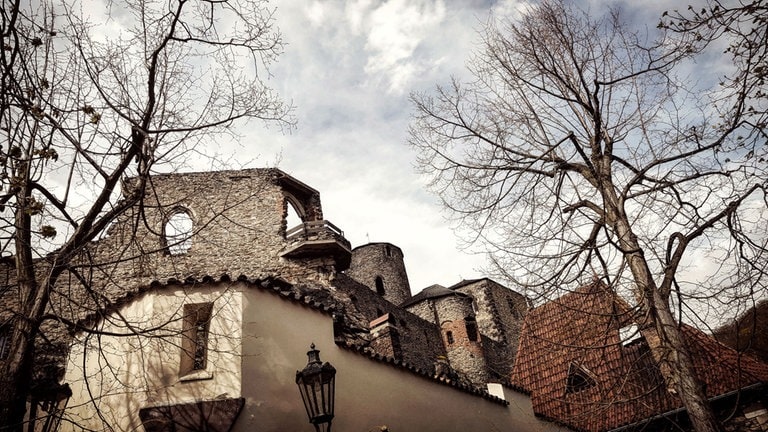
[346,243,411,306]
[432,293,488,384]
[2,168,346,388]
[454,279,528,361]
[332,274,444,374]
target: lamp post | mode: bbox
[296,343,336,432]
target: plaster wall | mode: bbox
[238,287,567,432]
[61,283,243,431]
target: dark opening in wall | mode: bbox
[446,331,455,344]
[180,302,213,375]
[507,297,520,318]
[465,317,478,342]
[375,276,385,295]
[385,245,392,257]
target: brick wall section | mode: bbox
[346,243,411,306]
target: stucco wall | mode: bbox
[238,285,567,432]
[61,283,243,431]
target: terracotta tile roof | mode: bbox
[510,283,768,432]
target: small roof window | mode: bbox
[619,324,642,346]
[566,362,596,394]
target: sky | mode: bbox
[185,0,678,293]
[203,0,516,292]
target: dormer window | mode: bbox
[164,210,193,255]
[619,324,642,346]
[566,362,596,394]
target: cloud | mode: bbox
[363,0,447,93]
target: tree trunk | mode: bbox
[613,214,721,432]
[0,319,37,432]
[645,289,722,432]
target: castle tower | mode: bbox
[346,243,412,306]
[402,285,489,385]
[433,292,489,385]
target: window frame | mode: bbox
[180,302,213,377]
[565,362,597,394]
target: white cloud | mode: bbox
[364,0,447,93]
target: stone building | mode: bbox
[0,168,561,432]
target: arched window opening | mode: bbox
[165,210,193,255]
[446,331,454,345]
[375,276,385,295]
[285,200,303,232]
[465,317,478,342]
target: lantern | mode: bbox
[295,343,336,432]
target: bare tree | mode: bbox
[0,0,291,427]
[409,1,766,432]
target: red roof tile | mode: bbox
[510,283,768,431]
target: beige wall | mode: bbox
[62,283,243,431]
[61,281,566,432]
[238,286,567,432]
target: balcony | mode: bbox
[280,220,352,270]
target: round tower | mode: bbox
[347,242,412,306]
[433,292,489,385]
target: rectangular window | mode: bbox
[180,303,213,376]
[507,297,520,318]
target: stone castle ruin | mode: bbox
[1,168,529,410]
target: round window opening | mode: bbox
[165,211,193,255]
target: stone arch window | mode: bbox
[285,198,303,231]
[465,317,478,342]
[446,331,455,345]
[164,209,193,255]
[375,276,385,295]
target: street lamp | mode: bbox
[296,343,336,432]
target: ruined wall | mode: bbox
[433,293,488,385]
[4,169,343,389]
[332,274,444,374]
[454,279,528,362]
[346,243,411,306]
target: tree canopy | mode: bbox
[410,1,766,431]
[0,0,291,427]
